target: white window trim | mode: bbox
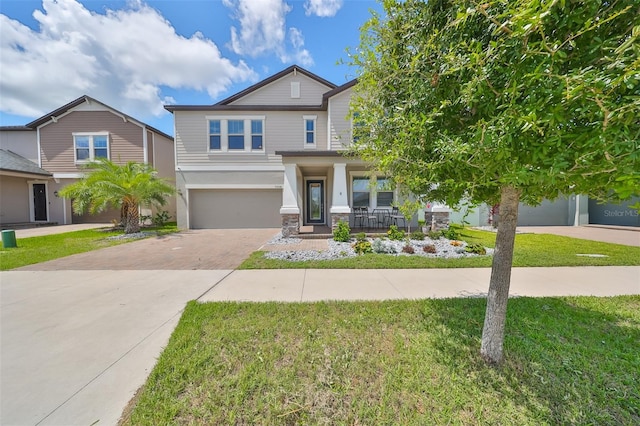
[303,115,317,149]
[206,115,266,153]
[349,172,396,209]
[73,132,110,164]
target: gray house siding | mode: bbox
[174,110,330,168]
[229,72,333,106]
[328,89,353,151]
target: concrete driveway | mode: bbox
[1,229,278,425]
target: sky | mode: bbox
[0,0,382,136]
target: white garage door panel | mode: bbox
[190,189,282,229]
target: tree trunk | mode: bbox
[124,201,140,234]
[480,185,520,364]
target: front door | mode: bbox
[33,183,48,221]
[306,180,325,224]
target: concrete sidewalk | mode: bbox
[200,266,640,302]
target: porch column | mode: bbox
[330,163,351,229]
[280,163,300,237]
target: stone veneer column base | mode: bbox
[281,214,300,237]
[331,213,350,230]
[425,212,450,231]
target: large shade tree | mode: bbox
[350,0,639,363]
[59,159,175,234]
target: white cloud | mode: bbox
[0,0,256,119]
[224,0,313,66]
[304,0,343,17]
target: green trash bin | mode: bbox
[2,230,17,248]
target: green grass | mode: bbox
[122,296,640,425]
[0,223,178,270]
[239,229,640,269]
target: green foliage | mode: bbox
[353,240,373,255]
[355,232,367,242]
[59,159,175,234]
[350,0,640,206]
[441,226,460,240]
[465,243,487,255]
[427,230,441,240]
[386,225,405,241]
[410,230,425,240]
[333,220,351,242]
[125,297,640,425]
[152,210,172,227]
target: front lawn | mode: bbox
[121,296,640,425]
[0,223,178,270]
[240,229,640,269]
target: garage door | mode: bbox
[517,198,569,226]
[189,189,282,229]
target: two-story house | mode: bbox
[167,65,639,233]
[0,95,176,227]
[166,65,403,236]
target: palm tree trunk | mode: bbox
[124,202,140,234]
[480,185,520,364]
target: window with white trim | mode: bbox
[74,133,109,163]
[303,115,316,148]
[351,175,394,208]
[207,116,265,153]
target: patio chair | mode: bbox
[353,206,367,228]
[389,207,406,229]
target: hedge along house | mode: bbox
[0,96,176,227]
[166,65,410,235]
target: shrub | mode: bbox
[372,238,396,254]
[387,225,405,241]
[152,210,172,227]
[441,226,460,240]
[353,240,373,255]
[355,232,367,242]
[333,220,351,242]
[465,243,487,255]
[410,230,425,240]
[402,244,415,254]
[423,244,436,254]
[427,230,441,240]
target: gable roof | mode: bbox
[24,95,173,140]
[165,66,357,113]
[0,149,51,177]
[215,65,337,106]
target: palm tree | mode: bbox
[59,159,175,234]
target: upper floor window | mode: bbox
[251,120,263,150]
[207,116,265,153]
[74,133,109,163]
[228,120,244,150]
[303,115,317,148]
[209,120,221,150]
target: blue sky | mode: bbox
[0,0,382,135]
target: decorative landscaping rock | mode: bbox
[264,236,493,262]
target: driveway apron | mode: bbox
[17,228,279,270]
[1,229,278,425]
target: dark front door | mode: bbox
[306,180,325,224]
[33,183,47,221]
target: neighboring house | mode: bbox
[167,65,638,234]
[0,96,176,227]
